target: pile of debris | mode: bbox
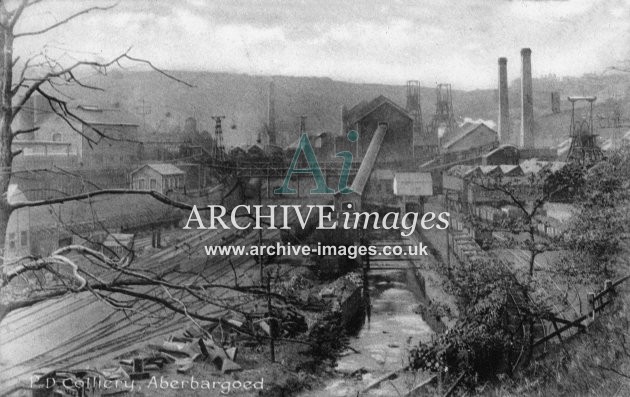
[28,324,242,397]
[145,327,241,375]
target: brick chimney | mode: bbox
[520,48,534,148]
[267,79,276,145]
[498,57,509,143]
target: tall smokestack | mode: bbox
[267,79,276,145]
[498,57,509,143]
[520,48,534,148]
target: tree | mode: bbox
[467,163,584,277]
[0,1,300,357]
[563,147,630,278]
[413,163,590,388]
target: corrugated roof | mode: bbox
[350,123,388,195]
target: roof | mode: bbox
[74,106,140,126]
[519,159,567,174]
[393,172,433,196]
[350,122,388,195]
[243,143,266,156]
[478,165,501,175]
[286,132,331,150]
[372,169,395,180]
[103,233,135,247]
[483,144,519,159]
[442,123,498,150]
[9,194,184,234]
[419,157,439,170]
[7,184,28,202]
[445,164,525,179]
[445,165,476,177]
[131,163,185,176]
[346,95,411,125]
[499,165,523,176]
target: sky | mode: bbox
[10,0,630,90]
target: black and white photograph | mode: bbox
[1,1,629,396]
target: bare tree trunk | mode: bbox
[528,224,536,277]
[0,21,14,254]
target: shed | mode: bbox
[393,173,433,196]
[442,123,499,153]
[130,163,185,194]
[393,172,433,215]
[103,233,134,258]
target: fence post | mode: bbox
[587,292,595,321]
[605,279,613,297]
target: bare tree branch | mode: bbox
[14,3,117,38]
[10,188,200,211]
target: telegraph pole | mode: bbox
[445,192,451,270]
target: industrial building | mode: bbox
[4,186,184,260]
[341,95,415,167]
[130,163,186,194]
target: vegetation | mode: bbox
[410,151,630,393]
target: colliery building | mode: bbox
[340,95,415,168]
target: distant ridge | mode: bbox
[49,70,630,148]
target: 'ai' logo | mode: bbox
[274,130,358,195]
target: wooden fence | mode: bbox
[533,275,630,348]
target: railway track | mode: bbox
[0,210,298,390]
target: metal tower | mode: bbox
[211,115,226,162]
[566,96,603,165]
[430,83,456,147]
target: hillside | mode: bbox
[50,69,630,149]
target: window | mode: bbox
[8,233,15,249]
[138,178,146,190]
[20,231,28,247]
[52,133,62,142]
[150,179,157,190]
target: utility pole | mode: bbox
[258,183,274,362]
[258,186,263,285]
[267,274,275,362]
[361,236,371,326]
[445,192,451,270]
